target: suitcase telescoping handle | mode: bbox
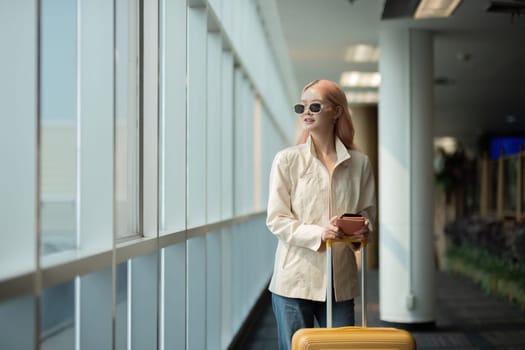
[326,238,367,328]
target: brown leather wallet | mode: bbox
[335,215,365,235]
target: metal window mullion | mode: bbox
[111,0,118,349]
[35,0,43,348]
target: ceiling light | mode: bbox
[345,91,379,104]
[414,0,461,19]
[340,71,381,88]
[344,45,379,63]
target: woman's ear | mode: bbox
[332,106,342,124]
[333,105,343,120]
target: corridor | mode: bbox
[237,270,525,350]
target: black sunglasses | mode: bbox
[294,102,323,115]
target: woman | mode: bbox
[266,79,376,350]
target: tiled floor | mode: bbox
[236,270,525,349]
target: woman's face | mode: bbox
[298,86,338,135]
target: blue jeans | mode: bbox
[271,293,355,350]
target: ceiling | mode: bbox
[274,0,525,150]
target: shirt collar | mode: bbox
[306,135,352,165]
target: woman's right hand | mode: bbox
[321,216,344,242]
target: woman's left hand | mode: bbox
[350,219,370,242]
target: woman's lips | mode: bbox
[303,117,315,124]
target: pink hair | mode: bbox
[295,79,356,150]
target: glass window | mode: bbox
[40,0,135,253]
[115,262,129,350]
[159,0,187,234]
[207,31,222,223]
[186,7,207,228]
[0,295,35,350]
[40,0,78,255]
[0,0,38,279]
[186,236,206,349]
[76,0,114,253]
[130,253,159,349]
[233,71,255,216]
[206,232,222,347]
[220,50,234,220]
[253,96,263,211]
[40,280,75,350]
[78,269,112,349]
[115,0,140,239]
[160,244,186,349]
[140,0,160,237]
[0,1,295,349]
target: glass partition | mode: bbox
[40,0,78,255]
[40,280,75,350]
[115,0,140,239]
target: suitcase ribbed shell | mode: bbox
[292,326,416,350]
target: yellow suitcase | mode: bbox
[292,326,416,349]
[292,239,416,350]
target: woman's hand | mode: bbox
[321,216,344,242]
[348,218,370,242]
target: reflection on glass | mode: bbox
[40,0,78,255]
[115,262,129,350]
[116,0,139,238]
[40,280,75,350]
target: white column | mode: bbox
[379,27,435,324]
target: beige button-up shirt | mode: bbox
[266,136,376,302]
